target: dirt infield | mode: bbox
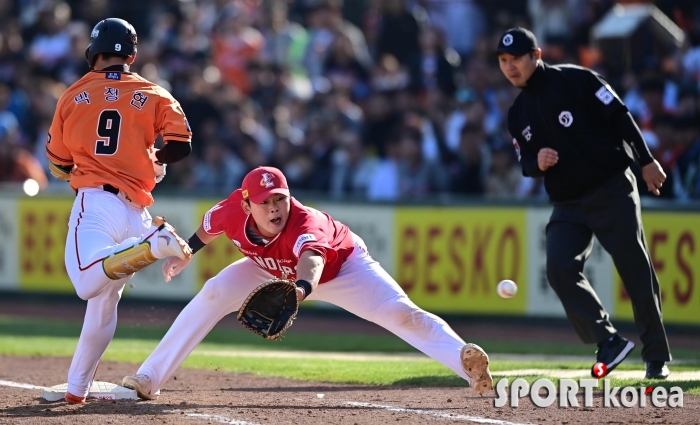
[1,295,699,424]
[1,356,698,425]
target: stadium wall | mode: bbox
[1,194,698,325]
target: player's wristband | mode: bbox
[295,279,313,300]
[187,233,206,255]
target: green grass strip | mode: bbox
[1,316,698,395]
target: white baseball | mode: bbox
[497,280,517,298]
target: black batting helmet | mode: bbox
[85,18,138,68]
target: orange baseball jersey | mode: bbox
[46,68,191,207]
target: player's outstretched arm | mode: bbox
[295,250,325,302]
[162,224,219,282]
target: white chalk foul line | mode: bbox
[345,402,535,425]
[165,410,264,425]
[0,380,48,390]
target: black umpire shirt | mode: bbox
[508,62,652,202]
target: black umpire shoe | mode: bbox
[645,361,669,379]
[591,334,635,378]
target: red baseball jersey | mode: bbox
[203,189,355,283]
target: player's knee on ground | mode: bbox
[102,241,158,280]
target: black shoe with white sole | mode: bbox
[645,361,669,379]
[591,334,635,378]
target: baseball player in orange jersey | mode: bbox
[122,166,494,399]
[45,18,193,404]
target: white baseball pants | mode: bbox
[64,187,158,397]
[137,234,471,393]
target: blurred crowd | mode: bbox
[2,0,700,202]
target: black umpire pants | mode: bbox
[546,168,671,362]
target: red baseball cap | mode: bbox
[241,166,290,203]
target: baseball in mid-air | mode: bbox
[497,280,518,298]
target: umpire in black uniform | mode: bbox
[497,28,671,379]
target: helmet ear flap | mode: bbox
[85,46,98,69]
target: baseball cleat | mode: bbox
[122,374,158,400]
[591,334,635,378]
[152,216,193,260]
[461,343,493,395]
[64,392,85,404]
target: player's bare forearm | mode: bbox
[195,225,220,246]
[296,250,324,289]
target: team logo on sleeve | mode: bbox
[203,211,212,232]
[203,205,221,232]
[559,111,573,127]
[595,86,615,105]
[512,138,521,161]
[521,125,532,142]
[260,173,275,188]
[293,234,317,257]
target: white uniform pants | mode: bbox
[137,234,470,393]
[65,187,156,397]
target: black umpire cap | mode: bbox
[496,27,538,57]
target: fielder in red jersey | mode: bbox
[203,188,354,283]
[123,167,494,400]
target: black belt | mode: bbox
[74,184,120,197]
[103,184,119,195]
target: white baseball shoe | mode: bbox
[461,343,493,395]
[151,216,193,260]
[122,374,159,400]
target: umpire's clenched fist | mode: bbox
[641,159,667,196]
[537,148,559,171]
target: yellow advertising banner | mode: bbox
[394,208,527,314]
[614,212,700,325]
[194,200,244,289]
[18,197,74,292]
